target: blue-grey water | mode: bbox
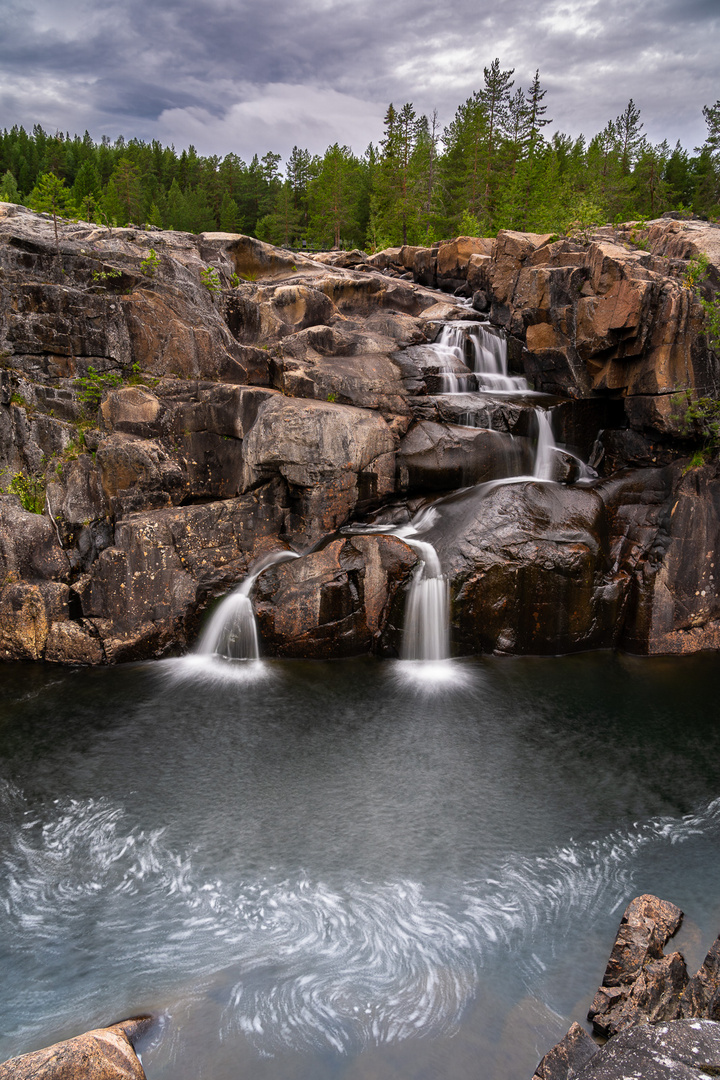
[1,652,720,1079]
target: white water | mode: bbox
[197,550,299,660]
[438,323,528,393]
[393,509,450,663]
[533,408,556,480]
[3,775,719,1059]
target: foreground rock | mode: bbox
[0,1017,151,1079]
[572,1020,720,1079]
[587,894,686,1037]
[533,896,720,1079]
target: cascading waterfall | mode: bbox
[533,408,556,480]
[439,323,528,393]
[197,550,299,660]
[393,509,449,662]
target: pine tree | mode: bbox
[308,144,362,248]
[27,172,77,253]
[0,169,20,203]
[478,58,515,226]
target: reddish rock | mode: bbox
[588,895,686,1038]
[532,1021,598,1080]
[0,1016,150,1079]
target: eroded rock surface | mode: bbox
[1,204,719,663]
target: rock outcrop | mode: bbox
[532,896,720,1080]
[0,1016,151,1079]
[1,202,719,663]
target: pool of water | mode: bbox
[2,652,720,1079]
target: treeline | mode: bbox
[1,61,719,249]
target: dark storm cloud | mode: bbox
[0,0,716,163]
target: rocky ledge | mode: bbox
[1,204,719,663]
[532,893,720,1079]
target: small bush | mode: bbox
[74,365,123,413]
[5,471,45,513]
[140,248,161,276]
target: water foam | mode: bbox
[2,780,719,1058]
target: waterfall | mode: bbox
[197,551,299,660]
[394,509,449,662]
[439,323,528,393]
[533,408,556,480]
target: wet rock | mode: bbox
[572,1019,720,1080]
[532,1021,598,1080]
[0,1016,151,1079]
[588,894,686,1038]
[424,480,618,655]
[683,935,720,1020]
[255,535,417,657]
[397,420,528,493]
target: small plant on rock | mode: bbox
[200,267,222,294]
[140,248,161,277]
[74,365,123,413]
[4,470,46,513]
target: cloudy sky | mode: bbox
[1,0,717,166]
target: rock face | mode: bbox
[533,898,720,1080]
[0,1017,151,1079]
[1,203,719,663]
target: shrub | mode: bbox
[74,365,123,413]
[140,248,160,276]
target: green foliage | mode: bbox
[91,265,122,284]
[140,248,160,276]
[674,389,720,450]
[73,365,123,413]
[5,471,45,513]
[200,267,222,293]
[326,391,337,402]
[683,254,720,352]
[1,89,720,247]
[684,253,711,288]
[229,271,240,288]
[0,169,21,203]
[459,209,482,236]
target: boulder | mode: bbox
[397,421,528,493]
[683,935,720,1020]
[0,1016,151,1079]
[421,480,619,655]
[571,1019,720,1080]
[436,236,494,291]
[255,535,417,657]
[241,396,396,544]
[588,895,686,1038]
[100,385,163,436]
[95,433,184,516]
[0,495,70,582]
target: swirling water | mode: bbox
[2,653,720,1080]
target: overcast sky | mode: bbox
[1,0,717,167]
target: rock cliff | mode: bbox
[1,203,719,663]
